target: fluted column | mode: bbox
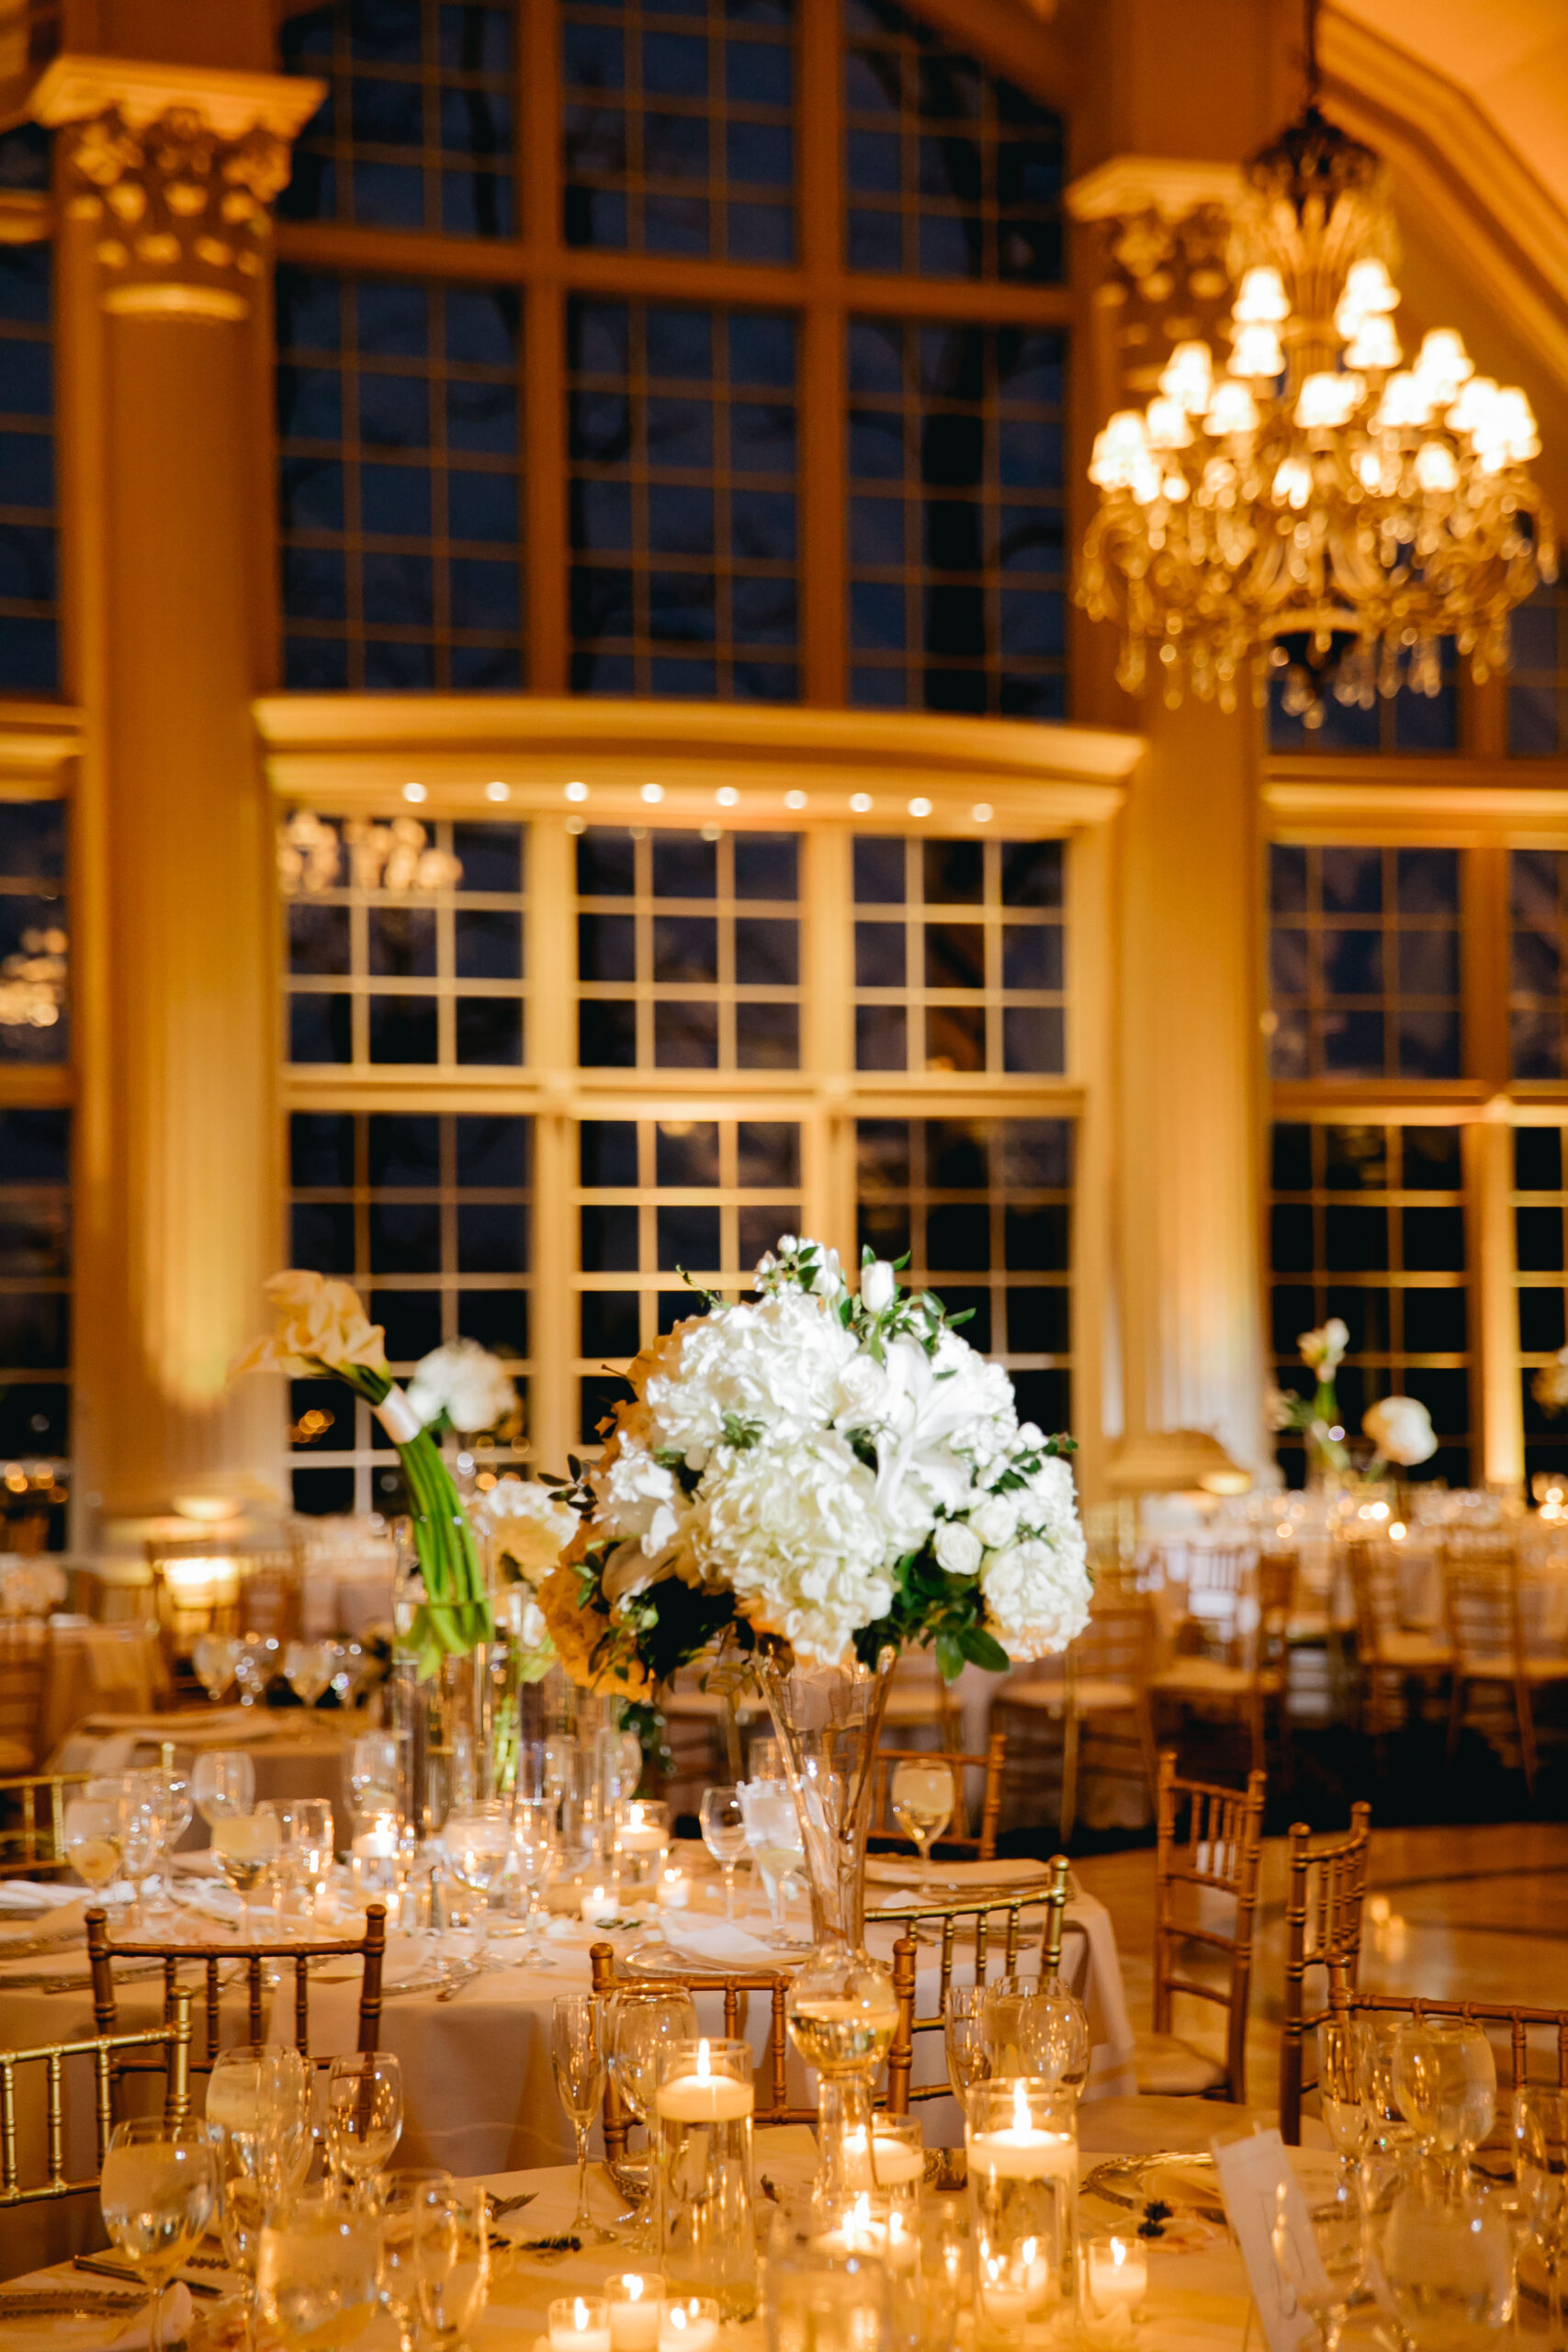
[34,56,322,1536]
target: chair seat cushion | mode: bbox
[1375,1633,1451,1671]
[1148,1660,1283,1697]
[1457,1653,1568,1684]
[1132,2031,1229,2098]
[882,1690,951,1723]
[997,1679,1139,1717]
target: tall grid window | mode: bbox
[1506,585,1568,758]
[846,318,1065,717]
[842,0,1063,282]
[576,824,801,1069]
[279,2,514,237]
[852,834,1064,1074]
[282,813,526,1069]
[0,801,67,1068]
[856,1114,1072,1431]
[0,242,57,696]
[568,299,799,699]
[1268,1122,1472,1487]
[561,0,795,261]
[1267,843,1462,1081]
[576,1114,802,1438]
[0,1106,70,1541]
[288,1109,532,1511]
[1514,1126,1568,1480]
[276,268,525,692]
[1509,849,1568,1080]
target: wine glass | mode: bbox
[1017,1977,1091,2095]
[944,1984,991,2097]
[698,1786,748,1921]
[444,1802,513,1969]
[255,2193,383,2352]
[1393,2019,1497,2183]
[192,1749,255,1827]
[211,1811,283,1938]
[1379,2167,1516,2347]
[232,1634,278,1709]
[890,1758,954,1888]
[257,1802,299,1922]
[1271,2171,1366,2351]
[63,1792,121,1898]
[552,1992,616,2245]
[99,2118,218,2352]
[147,1752,194,1916]
[1317,2018,1371,2168]
[1515,2086,1568,2348]
[377,2169,455,2352]
[191,1633,242,1702]
[284,1639,335,1707]
[291,1799,336,1918]
[326,2051,403,2202]
[739,1779,807,1949]
[349,1732,401,1818]
[113,1775,166,1928]
[413,2180,491,2348]
[506,1799,556,1959]
[207,2044,313,2191]
[607,1989,699,2233]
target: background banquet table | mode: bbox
[47,1707,358,1845]
[37,1623,164,1759]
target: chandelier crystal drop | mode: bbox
[1077,28,1557,723]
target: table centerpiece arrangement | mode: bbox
[539,1234,1092,2194]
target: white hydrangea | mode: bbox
[596,1436,683,1556]
[643,1287,859,1469]
[406,1337,518,1434]
[690,1430,893,1665]
[979,1528,1092,1662]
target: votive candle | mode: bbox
[604,2275,664,2352]
[549,2298,611,2352]
[657,2297,719,2352]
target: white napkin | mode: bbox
[0,1879,87,1910]
[111,2284,192,2347]
[0,1892,92,1950]
[660,1918,780,1969]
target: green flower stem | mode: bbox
[330,1363,493,1674]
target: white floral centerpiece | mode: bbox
[1362,1396,1438,1477]
[1267,1316,1351,1476]
[539,1235,1089,1694]
[234,1272,491,1677]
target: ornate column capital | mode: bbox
[31,55,326,321]
[1067,153,1243,397]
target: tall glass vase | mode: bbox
[759,1650,898,2203]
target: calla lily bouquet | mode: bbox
[233,1272,491,1677]
[1267,1317,1351,1471]
[538,1237,1089,1698]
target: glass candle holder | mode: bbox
[657,2296,720,2352]
[1080,2233,1147,2327]
[615,1800,671,1895]
[550,2297,612,2352]
[965,2077,1077,2340]
[654,2038,756,2320]
[604,2274,664,2352]
[839,2116,925,2210]
[764,2194,895,2352]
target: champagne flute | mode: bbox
[326,2051,403,2202]
[292,1799,336,1918]
[99,2119,218,2352]
[1317,2018,1371,2168]
[377,2168,455,2352]
[552,1992,616,2245]
[257,1801,299,1922]
[506,1798,555,1960]
[191,1633,242,1702]
[1271,2172,1366,2352]
[944,1984,991,2097]
[413,2180,491,2348]
[192,1749,255,1827]
[148,1751,194,1916]
[607,1989,698,2233]
[890,1758,954,1889]
[698,1786,748,1922]
[1515,2086,1568,2349]
[255,2193,383,2352]
[207,2044,314,2194]
[63,1792,121,1897]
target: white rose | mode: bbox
[933,1520,983,1577]
[969,1492,1020,1549]
[406,1337,518,1433]
[596,1440,683,1555]
[835,1353,890,1422]
[861,1259,897,1316]
[1363,1395,1438,1468]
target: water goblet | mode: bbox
[284,1638,335,1707]
[738,1779,807,1949]
[349,1731,401,1817]
[292,1798,336,1918]
[254,2192,383,2352]
[326,2051,403,2202]
[377,2168,455,2352]
[192,1749,255,1828]
[191,1633,242,1702]
[890,1758,954,1888]
[1270,2170,1366,2351]
[444,1801,513,1967]
[1016,1976,1091,2096]
[944,1984,991,2096]
[113,1774,166,1928]
[552,1992,616,2245]
[63,1792,121,1898]
[698,1786,748,1921]
[146,1750,193,1915]
[99,2118,218,2352]
[607,1989,699,2233]
[1514,2085,1568,2348]
[232,1634,278,1709]
[211,1811,282,1939]
[413,2179,491,2348]
[1379,2166,1516,2347]
[1393,2018,1497,2184]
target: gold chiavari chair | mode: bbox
[86,1905,387,2074]
[1148,1553,1292,1780]
[1444,1538,1568,1798]
[1327,1966,1568,2163]
[993,1594,1158,1838]
[0,1770,87,1877]
[0,1618,49,1772]
[881,1854,1074,2117]
[869,1734,1006,1860]
[1278,1802,1372,2145]
[0,1984,193,2208]
[1346,1536,1452,1756]
[1134,1753,1266,2103]
[880,1652,960,1748]
[587,1940,817,2158]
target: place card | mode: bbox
[1212,2127,1317,2352]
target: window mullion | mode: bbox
[1467,1116,1524,1488]
[799,0,845,706]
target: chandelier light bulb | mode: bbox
[1445,376,1499,439]
[1342,257,1397,314]
[1414,441,1460,495]
[1204,380,1259,438]
[1144,396,1193,451]
[1412,329,1472,402]
[1230,322,1284,379]
[1272,454,1314,511]
[1371,372,1433,433]
[1343,313,1401,371]
[1233,265,1289,324]
[1295,372,1362,431]
[1159,340,1214,414]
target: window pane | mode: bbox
[1509,849,1568,1078]
[852,833,1064,1074]
[1267,842,1462,1080]
[0,242,59,694]
[0,802,67,1066]
[0,1106,70,1542]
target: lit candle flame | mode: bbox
[696,2039,710,2079]
[573,2301,592,2332]
[1012,2080,1031,2134]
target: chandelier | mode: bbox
[1077,11,1557,723]
[0,925,67,1032]
[278,811,463,896]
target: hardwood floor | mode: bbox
[1076,1821,1568,2115]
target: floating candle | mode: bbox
[654,2038,753,2122]
[968,2079,1077,2179]
[581,1884,620,1927]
